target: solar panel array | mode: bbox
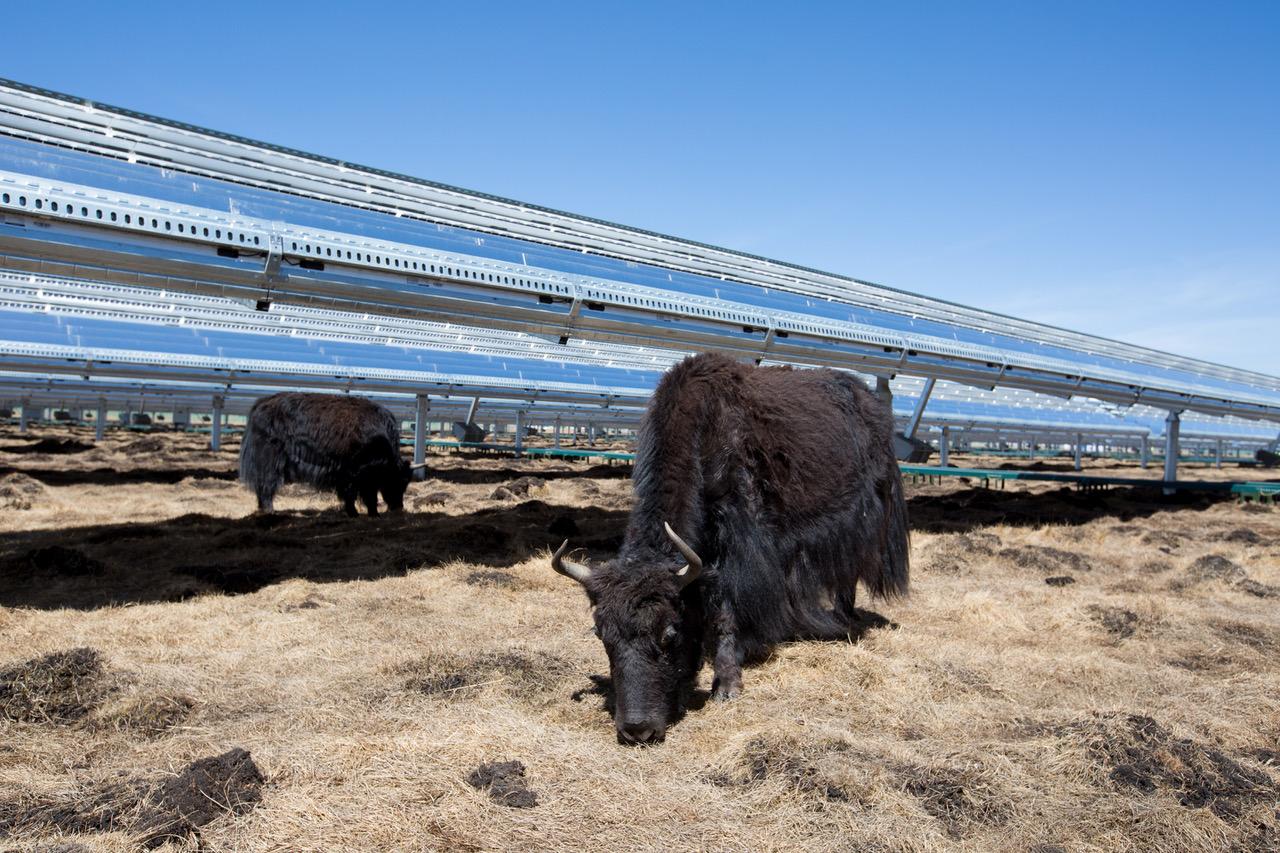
[0,77,1277,468]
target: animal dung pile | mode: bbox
[467,760,539,808]
[0,748,264,847]
[0,647,108,724]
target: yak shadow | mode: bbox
[905,484,1237,533]
[0,501,631,611]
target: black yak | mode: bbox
[551,352,909,744]
[238,392,417,516]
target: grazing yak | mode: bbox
[552,352,909,744]
[239,392,418,516]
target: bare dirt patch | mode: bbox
[398,649,574,699]
[1067,713,1278,821]
[999,544,1091,575]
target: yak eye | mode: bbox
[661,625,678,646]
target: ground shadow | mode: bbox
[427,461,632,485]
[0,438,96,455]
[0,465,236,487]
[0,501,630,610]
[905,484,1234,533]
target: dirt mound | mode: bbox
[577,480,601,496]
[922,532,1002,574]
[24,545,106,577]
[119,436,167,454]
[1187,554,1247,583]
[0,748,264,848]
[1067,713,1278,822]
[1216,528,1262,545]
[999,545,1090,575]
[399,649,573,698]
[464,570,520,589]
[1088,606,1139,640]
[1140,530,1187,552]
[0,648,107,723]
[1139,559,1173,574]
[412,490,451,509]
[1044,575,1075,587]
[716,735,1011,838]
[467,760,538,808]
[0,471,44,509]
[490,476,546,500]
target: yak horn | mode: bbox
[409,462,429,470]
[664,522,703,587]
[551,540,592,585]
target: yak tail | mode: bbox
[866,472,910,598]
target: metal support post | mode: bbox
[18,399,29,435]
[1140,436,1150,468]
[1214,439,1222,469]
[413,394,429,479]
[1073,432,1083,472]
[904,377,935,439]
[94,398,106,442]
[589,423,597,446]
[515,411,525,458]
[939,426,950,467]
[465,396,480,427]
[554,416,562,448]
[1162,411,1181,494]
[1029,435,1036,460]
[210,395,224,452]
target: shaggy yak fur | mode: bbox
[553,352,909,744]
[238,392,412,516]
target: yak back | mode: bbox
[240,392,401,487]
[624,352,909,644]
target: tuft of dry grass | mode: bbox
[0,425,1277,850]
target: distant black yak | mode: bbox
[238,392,417,516]
[552,352,909,744]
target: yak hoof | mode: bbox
[711,681,741,702]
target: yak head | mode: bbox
[382,457,415,512]
[552,523,704,745]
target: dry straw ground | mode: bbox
[0,425,1277,851]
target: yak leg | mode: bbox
[710,603,744,701]
[360,483,380,516]
[255,486,275,513]
[337,483,359,517]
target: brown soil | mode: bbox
[467,760,539,808]
[0,648,107,724]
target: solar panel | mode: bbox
[1,79,1277,429]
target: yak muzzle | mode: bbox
[617,719,665,746]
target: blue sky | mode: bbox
[4,2,1278,374]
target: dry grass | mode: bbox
[0,425,1277,851]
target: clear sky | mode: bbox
[4,2,1278,375]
